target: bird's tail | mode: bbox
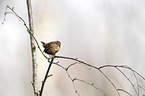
[41,41,45,44]
[41,41,46,47]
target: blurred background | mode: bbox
[1,0,145,96]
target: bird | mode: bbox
[41,41,61,55]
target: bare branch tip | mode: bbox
[12,7,14,10]
[47,74,53,78]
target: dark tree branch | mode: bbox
[39,57,55,96]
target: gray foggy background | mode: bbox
[1,0,145,96]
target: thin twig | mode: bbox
[117,89,132,96]
[98,69,120,96]
[133,72,140,96]
[54,56,99,69]
[53,62,80,96]
[139,85,145,91]
[98,65,145,80]
[73,78,99,89]
[115,67,136,95]
[66,62,77,71]
[66,71,80,96]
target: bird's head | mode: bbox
[55,41,61,47]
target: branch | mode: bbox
[39,57,55,96]
[54,56,120,95]
[53,62,80,96]
[115,67,137,95]
[3,5,48,59]
[117,89,132,96]
[98,65,145,80]
[3,5,51,96]
[53,59,116,96]
[26,0,38,95]
[54,55,145,96]
[3,4,39,95]
[72,78,99,90]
